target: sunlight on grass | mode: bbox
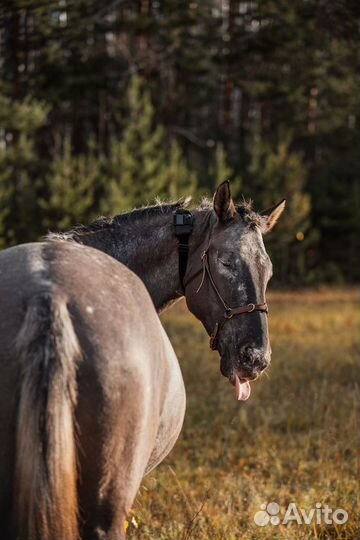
[128,289,360,540]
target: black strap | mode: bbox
[174,209,194,292]
[177,235,190,291]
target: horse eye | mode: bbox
[219,257,232,268]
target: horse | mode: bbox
[0,181,284,539]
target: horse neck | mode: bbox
[72,207,212,312]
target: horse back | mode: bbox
[0,241,185,539]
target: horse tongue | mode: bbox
[235,375,251,401]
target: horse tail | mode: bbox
[14,292,80,540]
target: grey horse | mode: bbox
[0,182,284,539]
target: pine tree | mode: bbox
[40,136,101,231]
[163,139,198,200]
[246,131,311,282]
[0,92,49,246]
[103,76,168,214]
[102,76,197,214]
[212,142,242,198]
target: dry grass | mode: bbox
[128,289,360,540]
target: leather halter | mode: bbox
[174,209,268,351]
[184,247,268,350]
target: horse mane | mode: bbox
[48,195,265,241]
[47,198,189,241]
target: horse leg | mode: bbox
[80,442,150,540]
[96,425,156,539]
[76,372,158,540]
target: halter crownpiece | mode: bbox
[174,210,268,350]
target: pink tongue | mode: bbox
[235,375,251,401]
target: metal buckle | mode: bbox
[247,303,255,312]
[225,308,233,319]
[174,209,194,236]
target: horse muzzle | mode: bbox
[220,345,271,381]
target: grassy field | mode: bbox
[128,289,360,540]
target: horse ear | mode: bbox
[260,199,286,233]
[213,181,236,222]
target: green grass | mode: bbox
[128,289,360,540]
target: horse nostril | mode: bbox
[242,345,253,361]
[241,345,256,362]
[255,356,268,372]
[240,346,269,372]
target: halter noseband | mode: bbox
[174,209,268,351]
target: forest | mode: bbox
[0,0,359,284]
